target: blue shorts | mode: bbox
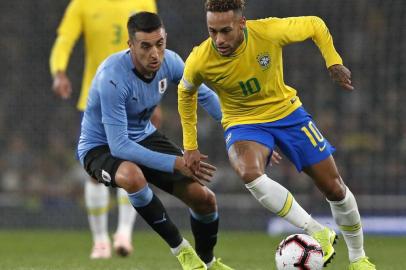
[224,107,335,171]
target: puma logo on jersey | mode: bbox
[109,80,117,88]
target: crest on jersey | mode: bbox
[158,78,168,94]
[256,52,271,70]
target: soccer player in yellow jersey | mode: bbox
[49,0,157,259]
[178,1,376,269]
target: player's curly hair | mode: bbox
[205,0,245,13]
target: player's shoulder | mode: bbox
[163,49,181,62]
[95,50,130,79]
[162,49,184,70]
[247,17,294,41]
[69,0,86,8]
[246,17,285,32]
[192,38,212,56]
[184,38,213,66]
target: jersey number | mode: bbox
[301,121,324,147]
[112,24,122,45]
[139,106,156,124]
[238,77,261,96]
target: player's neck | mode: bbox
[132,66,156,83]
[131,55,156,82]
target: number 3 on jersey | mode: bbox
[112,24,122,45]
[238,77,261,96]
[301,121,326,151]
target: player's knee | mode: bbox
[115,162,146,193]
[190,188,217,214]
[204,189,217,211]
[237,166,263,183]
[324,176,346,201]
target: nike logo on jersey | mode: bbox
[319,142,327,152]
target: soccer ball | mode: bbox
[275,234,323,270]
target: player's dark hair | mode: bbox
[127,12,164,40]
[205,0,245,14]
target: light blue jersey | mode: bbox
[78,49,221,173]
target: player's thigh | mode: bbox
[138,165,188,194]
[273,118,335,172]
[228,141,270,173]
[137,130,191,194]
[83,145,127,188]
[225,124,273,179]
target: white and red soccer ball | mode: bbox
[275,234,324,270]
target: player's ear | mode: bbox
[239,16,246,30]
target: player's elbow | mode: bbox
[109,140,127,159]
[310,16,325,25]
[109,147,122,159]
[310,16,328,31]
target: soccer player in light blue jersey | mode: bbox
[78,12,233,270]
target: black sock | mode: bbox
[191,215,219,263]
[134,194,182,248]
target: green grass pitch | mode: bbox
[0,230,404,269]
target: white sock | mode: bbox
[85,180,110,243]
[206,257,216,268]
[170,238,191,256]
[116,188,137,237]
[328,186,365,262]
[245,174,323,233]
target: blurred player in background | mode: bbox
[178,0,376,269]
[78,12,233,270]
[49,0,158,259]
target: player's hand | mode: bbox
[52,71,72,99]
[174,156,216,185]
[270,150,282,166]
[328,64,354,91]
[184,149,207,173]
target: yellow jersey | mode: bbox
[49,0,157,111]
[178,16,343,150]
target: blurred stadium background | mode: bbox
[0,0,405,234]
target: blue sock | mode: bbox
[128,185,182,248]
[128,185,153,207]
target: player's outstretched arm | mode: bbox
[328,64,354,91]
